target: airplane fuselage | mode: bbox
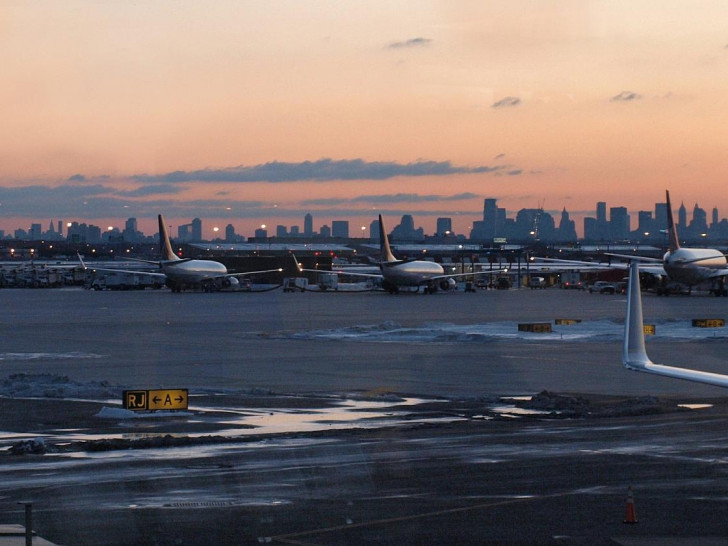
[663,248,727,285]
[380,260,445,286]
[162,259,237,289]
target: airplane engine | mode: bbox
[439,278,457,291]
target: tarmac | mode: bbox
[1,286,728,545]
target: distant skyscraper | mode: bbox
[191,218,202,241]
[87,224,101,243]
[331,220,349,238]
[123,217,139,242]
[391,215,424,241]
[689,203,707,235]
[178,224,190,241]
[678,202,687,231]
[474,198,505,240]
[583,217,597,240]
[515,209,554,240]
[304,213,313,236]
[556,208,577,241]
[436,217,452,236]
[483,198,498,238]
[637,211,653,236]
[596,202,607,224]
[225,224,236,242]
[370,219,380,242]
[320,224,331,238]
[712,207,719,228]
[29,223,42,240]
[276,225,287,237]
[609,207,630,240]
[654,202,667,234]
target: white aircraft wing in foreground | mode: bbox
[623,260,728,387]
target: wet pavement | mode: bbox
[2,287,728,544]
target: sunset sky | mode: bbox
[2,1,727,239]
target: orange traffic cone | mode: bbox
[623,486,638,524]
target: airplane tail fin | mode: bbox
[158,214,180,261]
[378,215,397,263]
[665,190,680,251]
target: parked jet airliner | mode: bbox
[543,190,728,295]
[609,191,728,293]
[310,215,504,294]
[623,260,728,387]
[80,215,284,292]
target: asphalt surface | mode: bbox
[2,286,728,545]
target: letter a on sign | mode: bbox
[148,389,188,411]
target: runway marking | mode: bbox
[269,488,599,545]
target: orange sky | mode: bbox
[1,1,727,238]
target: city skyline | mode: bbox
[2,3,728,236]
[6,196,728,245]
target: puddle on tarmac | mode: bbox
[0,396,454,450]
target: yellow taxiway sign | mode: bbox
[123,389,188,411]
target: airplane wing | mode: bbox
[536,256,626,269]
[425,269,508,283]
[221,268,284,279]
[623,260,728,388]
[330,269,382,279]
[77,254,167,279]
[308,268,510,282]
[538,256,667,278]
[702,267,728,279]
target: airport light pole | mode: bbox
[17,501,32,546]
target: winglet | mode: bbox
[623,259,728,387]
[290,253,303,273]
[378,215,397,263]
[665,190,680,252]
[623,261,652,371]
[77,252,87,270]
[158,214,180,261]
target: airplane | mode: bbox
[79,214,284,292]
[623,259,728,387]
[543,190,728,295]
[303,215,506,294]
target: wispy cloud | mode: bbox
[116,185,184,197]
[387,37,431,49]
[491,97,521,108]
[133,158,507,184]
[302,192,479,206]
[610,91,642,102]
